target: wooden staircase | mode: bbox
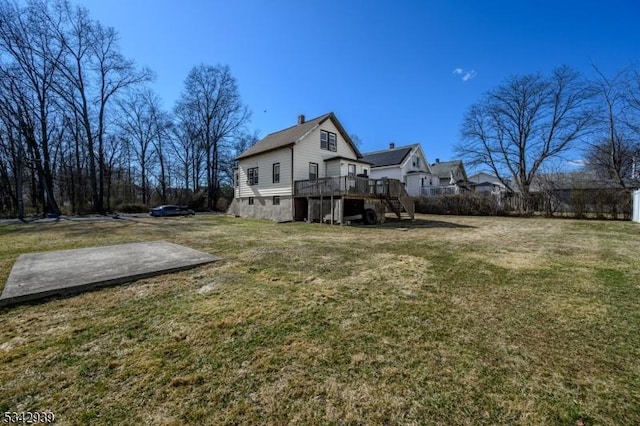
[382,180,415,220]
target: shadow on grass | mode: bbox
[351,217,475,230]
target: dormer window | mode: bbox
[321,130,337,152]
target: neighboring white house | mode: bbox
[468,171,511,197]
[633,189,640,223]
[361,143,435,197]
[229,113,372,222]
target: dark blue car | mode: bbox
[149,205,195,217]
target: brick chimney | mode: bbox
[389,142,395,150]
[297,114,305,125]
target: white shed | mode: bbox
[633,190,640,223]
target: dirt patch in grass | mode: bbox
[1,214,639,424]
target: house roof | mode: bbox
[236,112,361,160]
[360,144,418,167]
[430,160,464,179]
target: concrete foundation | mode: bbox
[227,195,387,225]
[228,196,293,222]
[0,241,220,307]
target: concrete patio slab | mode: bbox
[0,241,221,307]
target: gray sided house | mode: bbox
[529,171,635,217]
[428,159,471,196]
[228,113,414,223]
[468,171,511,197]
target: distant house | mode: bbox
[428,159,471,196]
[468,171,511,197]
[229,113,413,223]
[361,143,435,197]
[529,171,633,217]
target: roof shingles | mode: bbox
[360,145,415,167]
[236,112,361,160]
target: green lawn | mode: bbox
[1,214,639,425]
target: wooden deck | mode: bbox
[294,176,415,219]
[294,176,387,198]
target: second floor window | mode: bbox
[247,167,259,185]
[273,163,280,183]
[348,164,356,177]
[320,130,337,152]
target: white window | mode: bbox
[348,164,356,177]
[247,167,259,185]
[309,163,318,181]
[320,130,337,152]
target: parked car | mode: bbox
[149,205,195,217]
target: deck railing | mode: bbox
[421,185,460,197]
[294,176,414,219]
[294,176,383,197]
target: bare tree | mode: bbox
[585,65,640,189]
[0,0,65,215]
[457,66,594,211]
[117,89,162,205]
[625,68,640,182]
[50,1,150,213]
[0,76,26,217]
[175,64,250,210]
[169,108,200,192]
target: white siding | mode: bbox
[327,159,370,177]
[293,119,360,181]
[406,173,432,197]
[633,190,640,223]
[237,148,293,198]
[325,159,341,177]
[369,167,403,181]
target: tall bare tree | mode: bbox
[585,66,640,189]
[175,64,250,209]
[117,89,163,205]
[457,66,594,211]
[0,0,64,215]
[51,1,150,213]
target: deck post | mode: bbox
[340,197,344,225]
[307,197,311,222]
[320,195,323,224]
[330,196,334,224]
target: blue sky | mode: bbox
[74,0,640,168]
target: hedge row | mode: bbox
[414,194,505,216]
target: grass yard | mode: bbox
[1,214,639,425]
